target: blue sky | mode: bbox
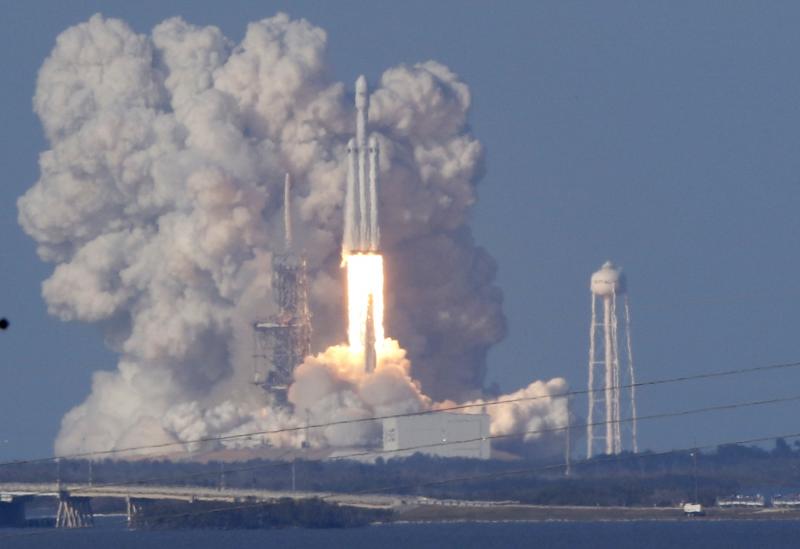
[3,1,800,459]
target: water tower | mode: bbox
[587,261,638,457]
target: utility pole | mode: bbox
[565,395,572,477]
[302,408,311,448]
[691,449,699,503]
[291,460,296,492]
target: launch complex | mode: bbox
[247,76,490,460]
[250,77,638,461]
[252,75,384,400]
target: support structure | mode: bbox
[253,174,312,405]
[55,491,94,528]
[126,497,152,529]
[587,261,639,458]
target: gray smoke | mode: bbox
[20,13,561,456]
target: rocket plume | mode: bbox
[346,254,385,356]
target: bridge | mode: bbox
[0,482,408,528]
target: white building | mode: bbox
[382,412,491,460]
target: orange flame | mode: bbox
[345,253,385,359]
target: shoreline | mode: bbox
[393,504,800,523]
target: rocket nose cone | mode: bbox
[355,75,368,109]
[356,75,367,94]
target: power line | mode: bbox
[62,450,298,496]
[8,391,800,500]
[341,430,800,499]
[4,428,797,540]
[3,358,799,467]
[287,393,800,466]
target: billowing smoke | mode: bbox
[288,339,429,448]
[20,13,567,456]
[452,378,571,458]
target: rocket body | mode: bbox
[343,75,380,256]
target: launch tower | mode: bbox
[253,174,311,405]
[586,261,638,457]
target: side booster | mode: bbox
[343,75,380,256]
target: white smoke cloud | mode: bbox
[454,378,571,457]
[288,339,430,448]
[20,12,565,457]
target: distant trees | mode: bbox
[134,498,390,530]
[772,437,793,458]
[3,440,800,508]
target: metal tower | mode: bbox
[586,261,638,458]
[253,174,311,405]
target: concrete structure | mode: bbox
[0,482,421,528]
[55,492,93,528]
[253,174,311,405]
[382,412,491,460]
[773,495,800,508]
[716,495,766,508]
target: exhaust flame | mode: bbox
[345,253,385,358]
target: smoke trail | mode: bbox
[20,13,562,456]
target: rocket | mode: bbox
[341,76,384,371]
[343,75,380,256]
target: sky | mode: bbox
[2,1,800,460]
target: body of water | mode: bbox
[2,518,800,548]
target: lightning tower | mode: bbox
[586,261,638,457]
[253,173,312,405]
